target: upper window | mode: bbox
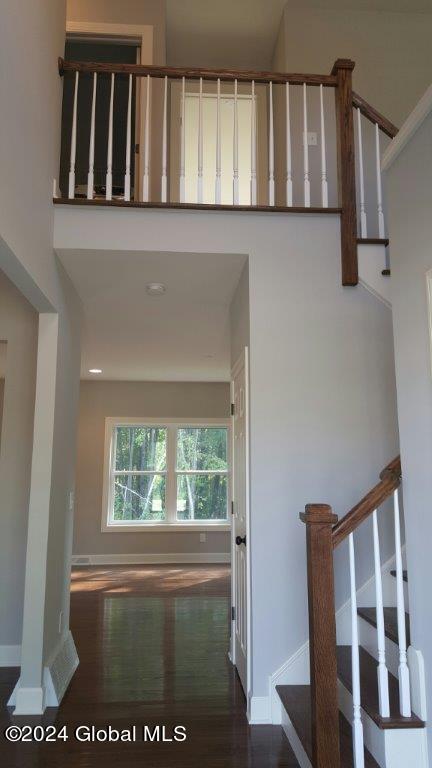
[103,419,230,531]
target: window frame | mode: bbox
[102,417,231,532]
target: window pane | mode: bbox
[113,474,166,522]
[177,474,227,521]
[177,428,227,471]
[115,426,166,471]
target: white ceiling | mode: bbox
[166,0,432,70]
[57,250,247,382]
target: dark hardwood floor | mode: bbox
[0,565,298,767]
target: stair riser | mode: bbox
[338,680,427,768]
[358,615,400,678]
[280,709,312,768]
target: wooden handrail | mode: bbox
[332,456,401,549]
[352,91,399,139]
[58,57,338,86]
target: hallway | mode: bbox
[0,565,298,767]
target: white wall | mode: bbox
[230,262,250,368]
[0,272,38,650]
[385,107,432,754]
[273,6,432,126]
[74,380,230,558]
[0,0,82,708]
[54,205,399,700]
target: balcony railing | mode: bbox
[57,57,398,286]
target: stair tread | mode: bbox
[357,606,410,646]
[276,684,380,768]
[337,645,424,729]
[390,569,408,582]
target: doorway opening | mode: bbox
[60,38,139,199]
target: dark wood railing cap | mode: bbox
[300,504,338,525]
[331,58,355,74]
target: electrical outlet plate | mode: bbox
[304,131,318,146]
[199,533,206,543]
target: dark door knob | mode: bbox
[235,535,246,546]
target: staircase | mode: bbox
[276,459,428,768]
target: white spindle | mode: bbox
[143,75,151,202]
[357,108,368,237]
[233,79,239,205]
[394,488,411,717]
[303,83,311,207]
[349,533,365,768]
[375,123,385,238]
[372,510,390,717]
[215,78,222,204]
[180,76,186,203]
[87,72,97,200]
[161,76,168,202]
[319,84,328,208]
[197,77,203,203]
[250,81,257,206]
[268,82,275,206]
[106,73,115,201]
[286,82,293,206]
[68,71,79,199]
[124,74,132,202]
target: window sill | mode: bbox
[102,523,231,533]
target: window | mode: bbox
[103,419,230,531]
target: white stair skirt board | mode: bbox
[338,678,428,768]
[280,706,312,768]
[358,244,391,307]
[72,553,230,566]
[8,631,79,714]
[0,645,21,667]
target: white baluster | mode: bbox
[124,73,132,202]
[286,82,293,206]
[372,510,390,717]
[394,488,411,717]
[197,77,203,203]
[320,84,328,208]
[268,82,275,206]
[250,80,257,206]
[233,79,239,205]
[68,71,79,199]
[161,75,168,203]
[87,72,97,200]
[357,108,368,237]
[349,533,365,768]
[180,76,186,203]
[106,73,115,200]
[303,83,310,207]
[215,78,222,204]
[375,123,385,238]
[143,75,151,202]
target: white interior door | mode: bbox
[231,348,250,696]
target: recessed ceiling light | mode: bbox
[146,282,166,296]
[89,368,102,374]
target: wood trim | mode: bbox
[332,59,358,286]
[352,92,399,139]
[332,457,401,549]
[357,237,390,247]
[53,198,342,214]
[58,58,338,86]
[300,504,340,767]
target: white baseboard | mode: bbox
[8,630,79,714]
[72,552,231,566]
[0,644,21,667]
[248,695,271,724]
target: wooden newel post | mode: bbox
[300,503,340,768]
[332,58,357,287]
